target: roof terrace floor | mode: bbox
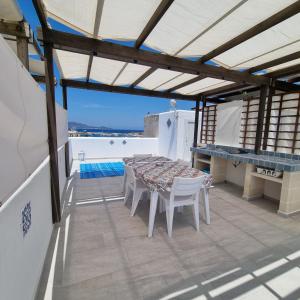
[36,162,300,300]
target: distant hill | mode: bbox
[68,122,112,130]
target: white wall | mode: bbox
[70,137,159,159]
[158,110,201,161]
[58,145,67,199]
[225,161,246,187]
[0,158,53,300]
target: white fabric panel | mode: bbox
[44,0,98,36]
[215,13,300,68]
[179,0,297,58]
[0,0,22,21]
[0,35,26,203]
[55,50,88,79]
[29,59,45,75]
[233,41,300,71]
[155,73,198,91]
[90,56,125,84]
[17,67,48,178]
[176,78,233,95]
[56,104,68,148]
[138,69,182,90]
[145,0,240,55]
[99,0,161,40]
[0,35,48,204]
[113,63,150,86]
[216,100,243,147]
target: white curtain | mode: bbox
[215,100,243,147]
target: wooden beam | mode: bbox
[44,43,61,223]
[16,36,29,69]
[248,51,300,74]
[0,21,30,38]
[199,1,300,63]
[61,79,202,101]
[167,75,206,92]
[32,74,57,85]
[255,85,268,154]
[135,0,174,48]
[267,63,300,79]
[289,76,300,83]
[274,80,300,92]
[38,28,269,86]
[86,0,105,82]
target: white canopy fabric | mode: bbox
[0,0,22,21]
[42,0,300,94]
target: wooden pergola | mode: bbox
[30,0,300,222]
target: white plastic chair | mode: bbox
[124,165,149,216]
[158,176,208,237]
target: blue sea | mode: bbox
[74,128,143,137]
[76,129,143,133]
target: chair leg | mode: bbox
[166,205,174,238]
[124,185,130,204]
[193,200,200,231]
[203,188,211,225]
[130,188,143,216]
[122,173,127,194]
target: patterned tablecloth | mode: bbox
[123,156,213,191]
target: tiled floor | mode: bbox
[36,163,300,300]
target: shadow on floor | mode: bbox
[36,177,300,300]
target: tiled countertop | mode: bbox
[191,145,300,172]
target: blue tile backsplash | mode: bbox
[191,145,300,172]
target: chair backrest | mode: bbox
[171,176,207,198]
[133,154,152,158]
[125,165,136,186]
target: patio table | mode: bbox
[123,156,213,237]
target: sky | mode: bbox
[18,0,195,130]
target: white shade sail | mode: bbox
[42,0,300,95]
[176,78,234,95]
[0,0,22,21]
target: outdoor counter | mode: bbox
[191,145,300,216]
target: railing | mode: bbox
[70,137,159,159]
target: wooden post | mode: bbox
[16,36,29,70]
[193,99,200,147]
[62,85,70,178]
[262,84,274,150]
[255,85,268,154]
[200,98,206,143]
[44,42,61,223]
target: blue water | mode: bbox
[76,129,143,133]
[80,162,125,179]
